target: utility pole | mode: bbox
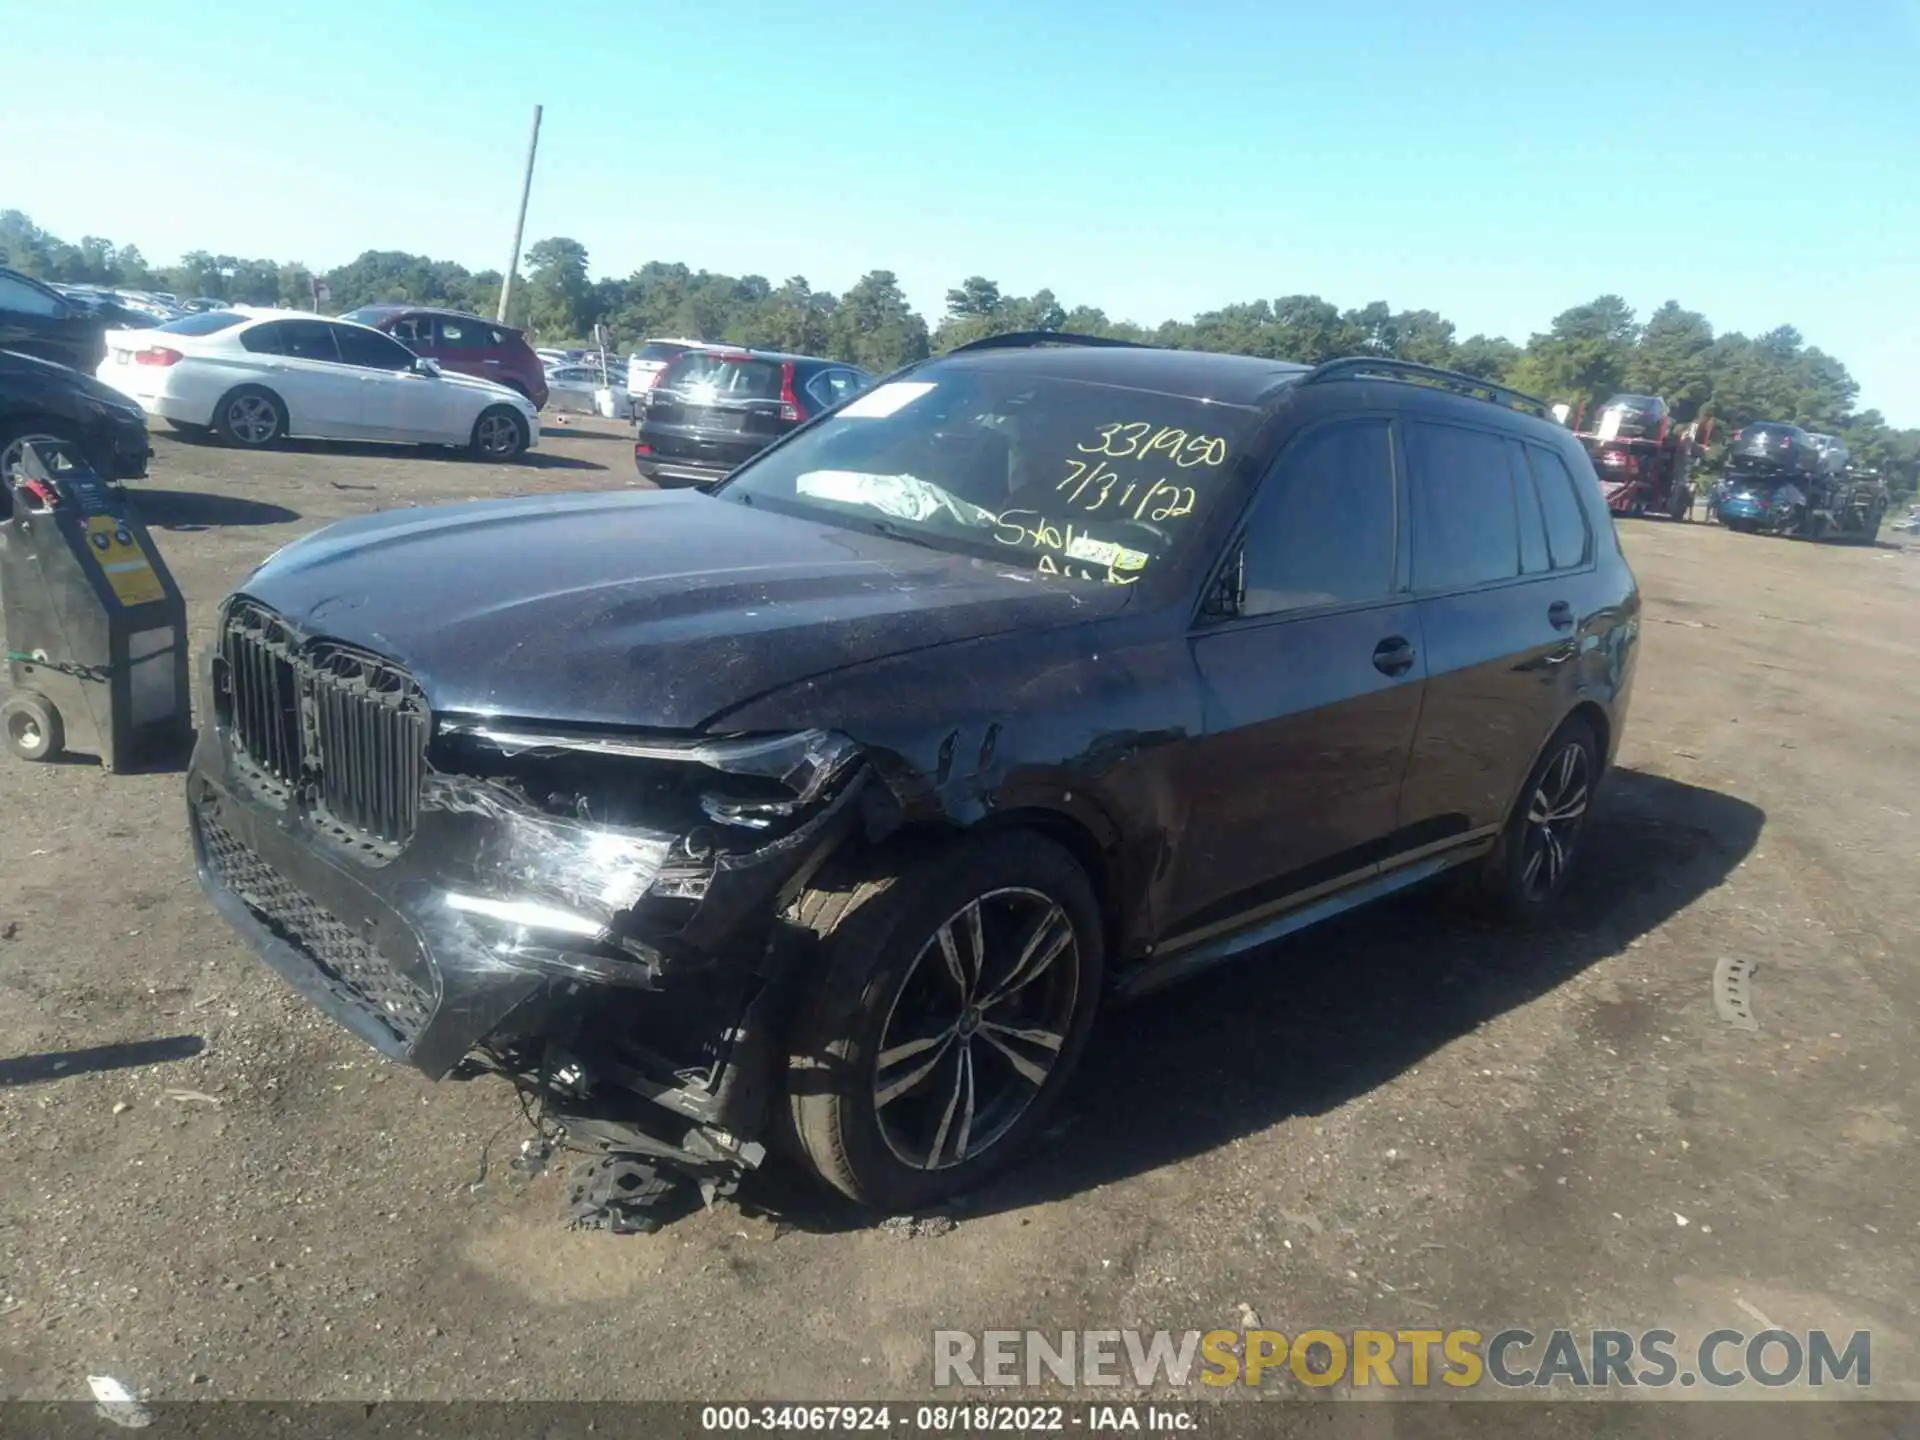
[496,104,543,324]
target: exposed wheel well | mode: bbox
[816,808,1120,959]
[965,809,1120,957]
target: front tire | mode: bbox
[212,387,285,448]
[1480,715,1599,923]
[470,406,529,461]
[784,831,1104,1211]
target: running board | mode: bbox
[1118,850,1474,999]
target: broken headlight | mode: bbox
[432,723,863,912]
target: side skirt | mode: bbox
[1115,835,1496,1000]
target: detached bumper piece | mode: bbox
[190,597,872,1229]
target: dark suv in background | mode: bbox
[0,266,107,373]
[632,347,871,486]
[186,337,1637,1226]
[340,305,549,411]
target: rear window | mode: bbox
[155,311,247,336]
[636,342,693,363]
[664,353,783,400]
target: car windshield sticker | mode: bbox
[835,382,936,419]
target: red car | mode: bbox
[340,305,549,410]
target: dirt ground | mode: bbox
[1,418,1917,1407]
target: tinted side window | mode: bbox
[333,324,415,371]
[1526,445,1594,570]
[1508,439,1550,575]
[437,318,488,350]
[1237,419,1398,616]
[277,320,342,363]
[0,273,67,317]
[388,316,431,347]
[1407,421,1520,592]
[805,370,844,409]
[239,322,285,355]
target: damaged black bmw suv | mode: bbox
[188,336,1638,1225]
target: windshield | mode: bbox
[714,364,1263,585]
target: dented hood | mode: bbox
[238,489,1130,730]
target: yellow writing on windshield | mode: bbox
[1057,458,1197,522]
[995,509,1145,585]
[1077,422,1229,469]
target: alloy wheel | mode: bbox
[1520,742,1591,902]
[872,887,1081,1172]
[477,413,521,457]
[1,433,75,485]
[226,396,279,445]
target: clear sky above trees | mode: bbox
[4,210,1914,498]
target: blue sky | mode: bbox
[6,0,1916,422]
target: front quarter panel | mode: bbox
[710,607,1200,962]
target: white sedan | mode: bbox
[94,309,541,460]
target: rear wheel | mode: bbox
[469,406,529,461]
[784,831,1104,1212]
[213,387,285,448]
[1480,715,1599,923]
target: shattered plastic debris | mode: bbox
[565,1155,697,1234]
[878,1214,957,1240]
[87,1376,152,1429]
[510,1136,555,1178]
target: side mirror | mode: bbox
[412,357,442,378]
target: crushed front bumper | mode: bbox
[187,717,871,1195]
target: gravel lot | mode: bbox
[2,419,1917,1406]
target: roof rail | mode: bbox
[948,330,1151,354]
[1300,356,1551,419]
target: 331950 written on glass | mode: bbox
[989,422,1233,584]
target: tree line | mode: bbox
[4,209,1913,496]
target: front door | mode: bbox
[1168,415,1425,949]
[332,322,452,441]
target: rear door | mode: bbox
[638,352,791,469]
[421,314,496,386]
[244,320,364,437]
[1394,417,1588,850]
[1167,415,1426,948]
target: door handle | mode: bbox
[1548,600,1575,631]
[1372,635,1416,678]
